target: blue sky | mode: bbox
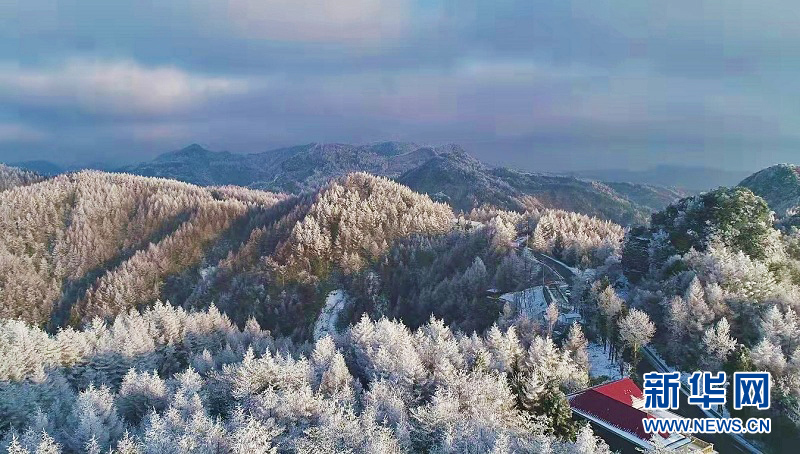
[1,0,798,171]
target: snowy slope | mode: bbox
[314,290,352,340]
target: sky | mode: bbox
[1,0,798,171]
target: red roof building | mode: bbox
[568,378,716,453]
[593,378,643,404]
[570,388,656,440]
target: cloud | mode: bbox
[0,60,250,116]
[1,0,799,170]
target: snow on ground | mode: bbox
[587,342,624,381]
[500,286,547,319]
[314,289,351,341]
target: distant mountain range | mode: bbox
[8,160,64,176]
[115,142,688,225]
[118,142,437,193]
[396,148,687,225]
[571,165,751,192]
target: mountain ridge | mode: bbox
[0,163,46,191]
[120,142,685,225]
[119,142,438,193]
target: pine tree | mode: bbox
[532,386,577,440]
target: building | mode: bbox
[569,378,716,453]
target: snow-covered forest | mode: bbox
[0,168,635,453]
[0,172,452,337]
[576,186,800,451]
[0,164,44,192]
[527,209,625,268]
[0,301,613,453]
[4,164,800,452]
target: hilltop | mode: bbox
[739,163,800,215]
[120,142,438,193]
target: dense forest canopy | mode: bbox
[0,167,636,453]
[5,162,800,453]
[0,164,44,192]
[0,171,456,338]
[590,185,800,451]
[0,302,612,453]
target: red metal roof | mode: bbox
[592,377,643,406]
[570,389,657,441]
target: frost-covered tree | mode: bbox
[0,305,609,454]
[116,370,168,424]
[69,385,124,452]
[565,323,589,371]
[595,285,624,354]
[617,309,655,369]
[701,318,737,370]
[545,302,559,338]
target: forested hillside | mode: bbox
[0,170,629,453]
[581,185,800,451]
[396,149,668,225]
[529,209,626,268]
[0,171,455,339]
[186,173,455,336]
[0,171,288,327]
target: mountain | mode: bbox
[738,164,800,215]
[123,142,684,225]
[397,148,681,225]
[120,142,439,193]
[571,165,751,192]
[0,170,452,337]
[8,160,64,176]
[0,163,46,191]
